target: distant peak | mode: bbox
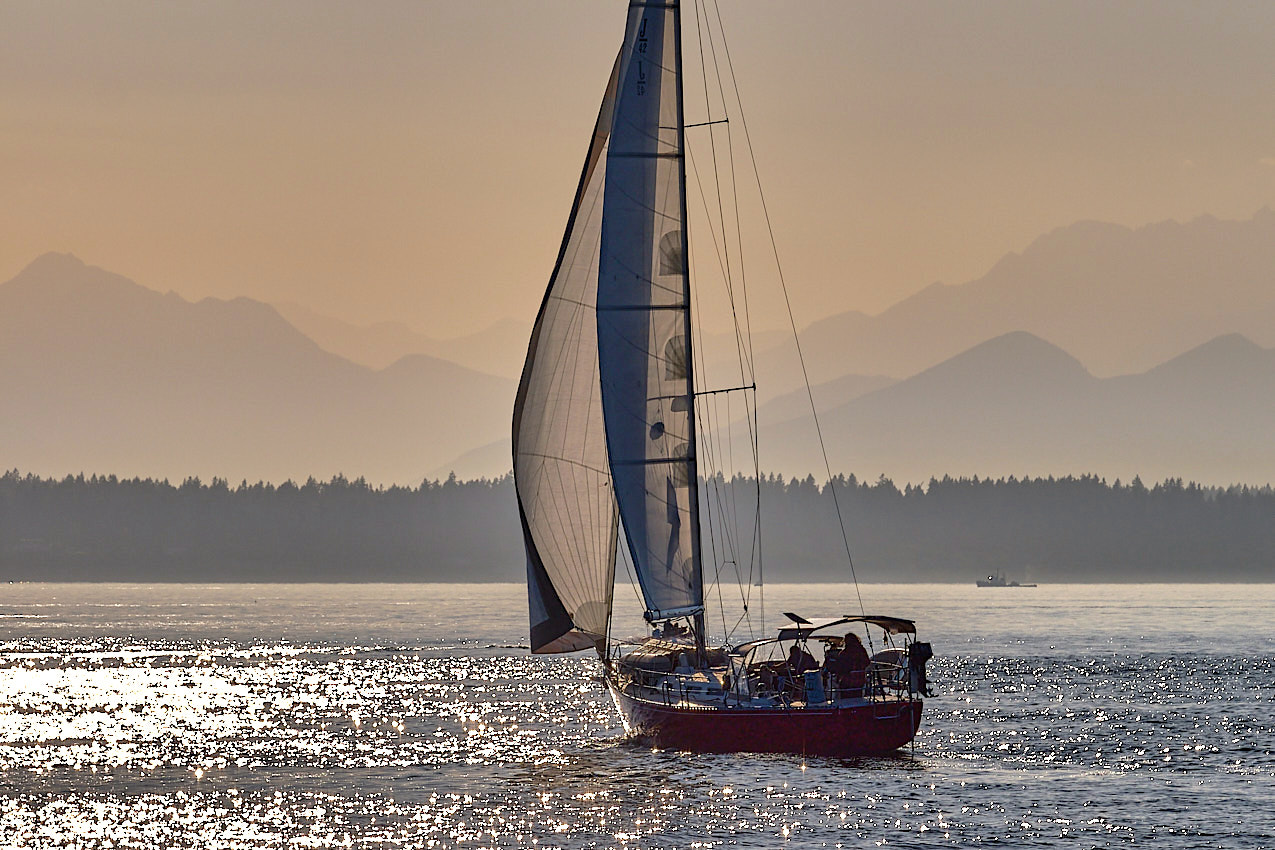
[20,252,87,275]
[1146,333,1271,380]
[1207,331,1260,347]
[1176,333,1264,359]
[970,330,1080,357]
[926,331,1091,380]
[1,251,162,300]
[1022,219,1132,255]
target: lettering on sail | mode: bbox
[636,18,648,95]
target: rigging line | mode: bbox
[696,407,749,642]
[693,4,749,387]
[684,141,740,565]
[687,283,733,640]
[698,437,742,623]
[684,124,746,636]
[692,1,755,388]
[693,0,755,627]
[697,0,759,632]
[685,149,731,301]
[714,555,729,640]
[682,230,744,620]
[704,531,729,639]
[708,388,749,623]
[710,0,866,626]
[694,4,757,609]
[706,0,757,379]
[708,8,762,609]
[707,0,763,635]
[719,550,749,643]
[694,383,756,397]
[618,531,645,614]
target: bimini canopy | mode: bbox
[732,615,916,656]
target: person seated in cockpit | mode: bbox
[825,632,870,697]
[785,641,817,674]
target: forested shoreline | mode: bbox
[1,470,1271,582]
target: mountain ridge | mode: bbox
[766,209,1275,387]
[1,254,514,484]
[761,329,1275,486]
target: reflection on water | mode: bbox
[0,583,1271,847]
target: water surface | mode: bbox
[0,582,1271,847]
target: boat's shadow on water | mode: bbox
[525,733,931,776]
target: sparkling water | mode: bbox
[0,582,1271,848]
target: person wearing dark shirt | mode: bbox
[786,641,817,674]
[826,632,870,697]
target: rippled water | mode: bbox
[0,582,1271,848]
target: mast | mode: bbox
[671,1,707,663]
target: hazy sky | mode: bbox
[4,1,1275,337]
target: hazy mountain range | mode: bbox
[758,331,1275,486]
[751,208,1275,389]
[0,253,513,484]
[3,209,1274,485]
[273,301,528,378]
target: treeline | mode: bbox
[0,470,1271,582]
[0,471,518,581]
[743,472,1274,582]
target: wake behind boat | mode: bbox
[513,0,932,757]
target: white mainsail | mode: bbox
[514,56,622,654]
[596,2,703,620]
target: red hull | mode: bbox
[609,685,922,758]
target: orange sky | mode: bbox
[4,0,1275,338]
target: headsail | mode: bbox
[514,55,622,654]
[597,2,703,620]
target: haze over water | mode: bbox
[0,582,1270,848]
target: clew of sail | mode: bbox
[597,2,703,620]
[514,55,623,654]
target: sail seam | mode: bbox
[597,304,687,311]
[612,456,695,466]
[517,452,612,478]
[610,151,682,159]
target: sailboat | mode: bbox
[513,1,932,757]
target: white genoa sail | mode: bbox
[514,55,622,654]
[597,2,703,619]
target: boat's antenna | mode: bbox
[708,0,868,623]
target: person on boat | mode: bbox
[827,632,870,697]
[658,620,687,640]
[785,641,817,674]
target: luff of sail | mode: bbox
[597,2,703,620]
[514,55,622,654]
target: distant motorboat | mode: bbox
[977,572,1037,588]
